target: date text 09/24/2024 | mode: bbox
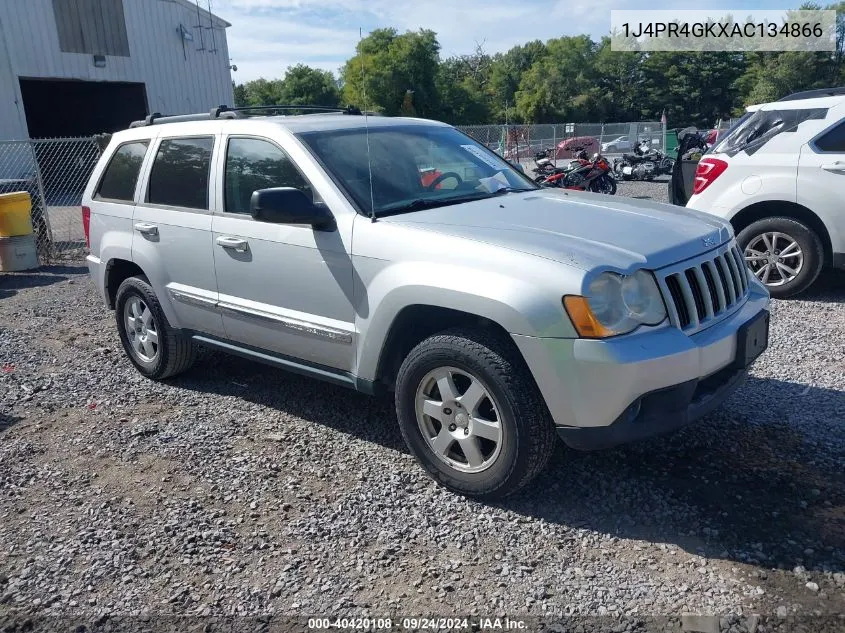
[307,617,527,630]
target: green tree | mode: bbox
[487,40,547,121]
[341,28,441,116]
[278,64,341,106]
[240,78,283,106]
[434,46,493,124]
[591,37,643,122]
[233,82,247,107]
[514,35,597,122]
[639,51,745,127]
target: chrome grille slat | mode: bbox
[657,241,750,334]
[725,249,744,297]
[692,266,715,319]
[678,272,701,329]
[666,274,690,328]
[716,255,737,305]
[730,246,748,293]
[703,260,726,312]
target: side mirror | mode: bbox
[510,161,525,174]
[250,187,335,231]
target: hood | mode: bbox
[383,189,733,272]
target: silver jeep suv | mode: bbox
[82,106,771,499]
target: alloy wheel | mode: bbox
[744,231,804,286]
[123,296,159,363]
[414,366,503,474]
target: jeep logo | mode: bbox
[702,235,718,247]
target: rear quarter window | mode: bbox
[94,140,149,202]
[813,120,845,152]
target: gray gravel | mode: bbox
[1,181,843,626]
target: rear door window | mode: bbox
[813,120,845,152]
[94,141,149,202]
[147,137,214,210]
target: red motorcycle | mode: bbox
[537,150,617,195]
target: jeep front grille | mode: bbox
[657,242,749,333]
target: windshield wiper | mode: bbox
[489,186,535,195]
[377,192,497,216]
[375,187,536,217]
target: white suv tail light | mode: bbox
[693,158,728,195]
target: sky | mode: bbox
[212,0,795,83]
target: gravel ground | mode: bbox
[1,180,844,631]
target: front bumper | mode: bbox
[512,280,770,449]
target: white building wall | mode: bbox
[0,0,234,139]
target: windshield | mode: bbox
[711,107,827,157]
[297,124,537,217]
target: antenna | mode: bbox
[360,27,376,222]
[194,0,206,51]
[207,0,218,53]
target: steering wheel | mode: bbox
[426,171,462,190]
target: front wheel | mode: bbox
[394,328,557,500]
[736,217,824,298]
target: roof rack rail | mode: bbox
[776,87,845,102]
[128,103,364,128]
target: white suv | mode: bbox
[686,88,845,297]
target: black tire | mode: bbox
[394,328,557,500]
[736,216,824,299]
[114,276,197,380]
[589,175,617,195]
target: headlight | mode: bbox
[563,270,667,338]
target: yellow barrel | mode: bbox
[0,191,34,237]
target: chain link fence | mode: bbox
[457,121,667,167]
[0,137,104,263]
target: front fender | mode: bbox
[354,258,579,381]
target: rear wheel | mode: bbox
[394,328,557,500]
[114,276,197,379]
[736,217,824,298]
[589,175,617,195]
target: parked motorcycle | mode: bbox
[612,140,674,181]
[531,148,557,178]
[537,150,617,194]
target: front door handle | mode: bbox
[821,162,845,173]
[216,236,249,252]
[133,222,158,236]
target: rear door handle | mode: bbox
[133,222,158,236]
[216,236,249,252]
[821,162,845,173]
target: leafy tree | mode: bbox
[639,51,745,127]
[240,78,283,106]
[591,37,643,122]
[487,40,547,121]
[233,82,247,107]
[278,64,341,106]
[514,36,597,122]
[341,28,441,116]
[435,47,493,124]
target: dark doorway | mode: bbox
[19,78,148,138]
